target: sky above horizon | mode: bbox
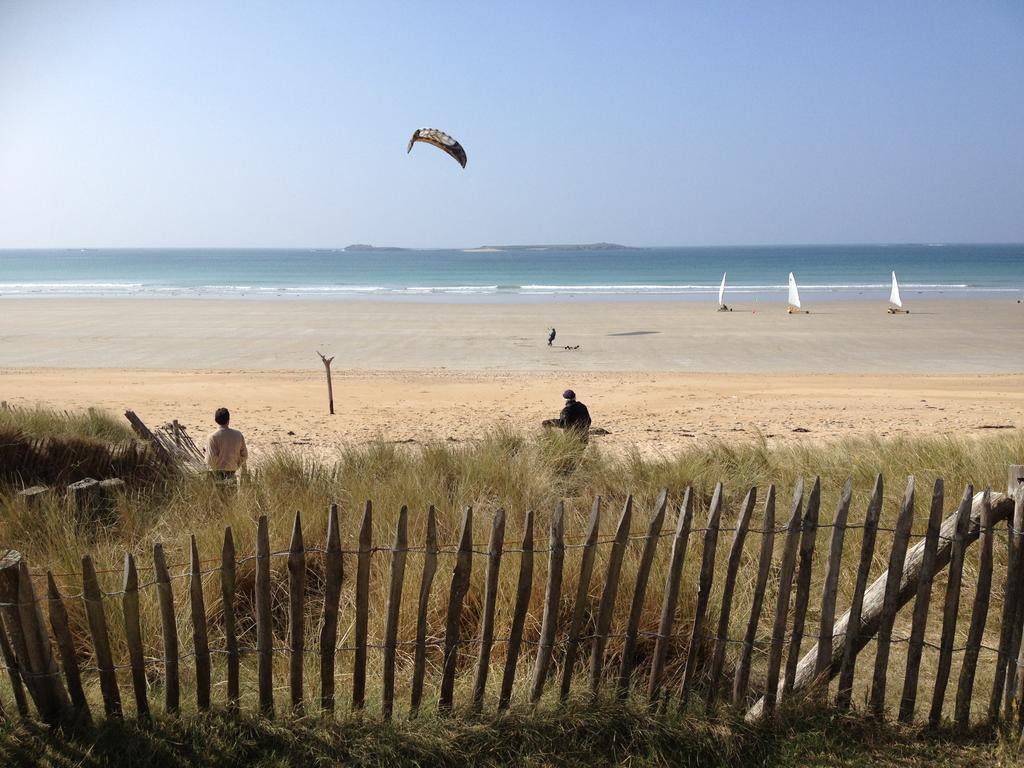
[1,1,1022,249]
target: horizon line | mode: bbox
[2,241,1023,252]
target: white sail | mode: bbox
[718,272,727,306]
[788,272,801,308]
[890,271,903,308]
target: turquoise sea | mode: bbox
[0,244,1021,302]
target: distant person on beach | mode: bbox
[548,328,556,346]
[542,389,592,436]
[206,407,248,480]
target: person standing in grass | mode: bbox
[206,407,248,481]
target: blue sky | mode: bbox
[0,1,1021,248]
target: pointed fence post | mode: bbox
[46,572,91,723]
[472,508,505,709]
[992,483,1023,720]
[648,489,695,706]
[783,477,821,696]
[899,479,944,723]
[954,490,994,727]
[590,496,632,695]
[0,616,29,717]
[410,506,439,715]
[189,536,211,712]
[439,506,473,711]
[382,506,410,720]
[929,485,973,727]
[319,505,342,715]
[81,555,122,717]
[560,498,601,701]
[255,515,274,717]
[153,543,179,715]
[813,478,852,698]
[679,482,724,708]
[618,490,668,697]
[706,487,755,706]
[121,554,148,720]
[869,475,916,718]
[353,501,373,711]
[530,502,566,703]
[733,485,776,706]
[762,478,804,719]
[1003,485,1024,718]
[499,510,534,711]
[837,474,883,710]
[221,527,239,711]
[0,551,70,724]
[287,512,306,713]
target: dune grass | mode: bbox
[0,406,1022,763]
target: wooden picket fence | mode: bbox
[1,467,1023,733]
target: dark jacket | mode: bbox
[559,400,592,431]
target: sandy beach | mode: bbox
[1,297,1020,457]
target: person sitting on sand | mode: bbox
[206,407,248,481]
[542,389,592,436]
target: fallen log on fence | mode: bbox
[747,488,1013,722]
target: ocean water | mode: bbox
[0,244,1021,302]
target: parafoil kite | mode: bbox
[407,128,467,168]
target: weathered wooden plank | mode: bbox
[153,543,179,714]
[439,506,473,711]
[899,478,944,723]
[121,554,148,719]
[761,478,804,719]
[747,487,1012,722]
[1004,486,1024,718]
[319,505,342,714]
[869,475,916,718]
[648,488,695,706]
[706,487,756,706]
[352,500,372,711]
[499,510,534,711]
[189,536,211,712]
[783,477,821,696]
[837,474,884,710]
[992,483,1023,720]
[590,496,633,695]
[287,512,306,713]
[82,555,122,717]
[410,505,438,714]
[472,508,506,709]
[0,551,70,724]
[618,490,669,697]
[813,478,852,698]
[954,490,994,727]
[733,485,775,707]
[46,572,91,723]
[382,506,410,720]
[560,498,601,702]
[928,485,973,727]
[255,515,274,716]
[679,482,724,708]
[531,502,566,703]
[221,527,239,711]
[0,616,29,717]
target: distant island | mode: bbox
[463,242,637,252]
[343,244,412,252]
[345,242,637,253]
